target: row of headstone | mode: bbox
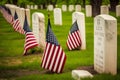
[27,5,45,9]
[27,4,120,17]
[27,5,43,9]
[49,4,120,17]
[32,11,117,80]
[53,7,91,26]
[5,4,30,28]
[32,11,86,50]
[47,4,81,12]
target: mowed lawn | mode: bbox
[0,9,120,80]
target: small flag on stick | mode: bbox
[66,21,82,50]
[23,14,38,55]
[12,11,25,34]
[41,16,66,73]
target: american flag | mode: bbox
[0,6,13,25]
[6,7,14,25]
[66,21,82,50]
[12,11,25,34]
[41,18,66,73]
[23,14,38,55]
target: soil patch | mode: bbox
[76,65,98,75]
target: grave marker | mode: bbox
[72,12,86,50]
[19,8,25,28]
[75,5,81,12]
[27,5,30,9]
[54,8,62,25]
[100,5,109,14]
[25,9,30,27]
[34,5,38,9]
[85,5,92,17]
[62,5,67,12]
[116,5,120,17]
[94,14,117,75]
[69,5,74,12]
[48,5,53,11]
[31,5,34,9]
[10,5,16,17]
[32,12,45,49]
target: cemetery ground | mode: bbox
[0,9,120,80]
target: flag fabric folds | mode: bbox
[6,7,14,25]
[23,14,38,55]
[0,6,13,24]
[41,18,66,73]
[66,21,82,50]
[12,11,25,34]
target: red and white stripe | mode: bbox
[0,7,14,25]
[6,14,14,25]
[41,43,66,73]
[24,32,38,55]
[67,30,82,50]
[12,19,25,34]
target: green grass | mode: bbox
[0,9,120,80]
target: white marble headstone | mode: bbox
[100,5,109,14]
[94,14,117,75]
[69,5,74,12]
[25,9,30,27]
[72,12,86,50]
[18,8,25,28]
[48,5,53,11]
[54,8,62,25]
[85,5,92,17]
[62,5,67,12]
[116,5,120,17]
[31,5,34,9]
[34,5,38,9]
[40,5,43,9]
[10,5,16,17]
[27,5,30,9]
[32,12,45,49]
[75,5,81,12]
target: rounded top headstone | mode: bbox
[96,14,116,20]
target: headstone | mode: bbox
[116,5,120,17]
[85,5,92,17]
[94,14,117,75]
[69,5,74,12]
[75,5,81,12]
[10,5,16,17]
[72,12,86,50]
[32,12,45,49]
[108,4,110,9]
[34,5,38,9]
[19,8,25,28]
[54,8,62,25]
[62,5,67,12]
[72,70,93,80]
[27,5,30,9]
[100,5,109,14]
[48,5,53,11]
[40,5,43,9]
[31,5,34,9]
[25,9,30,27]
